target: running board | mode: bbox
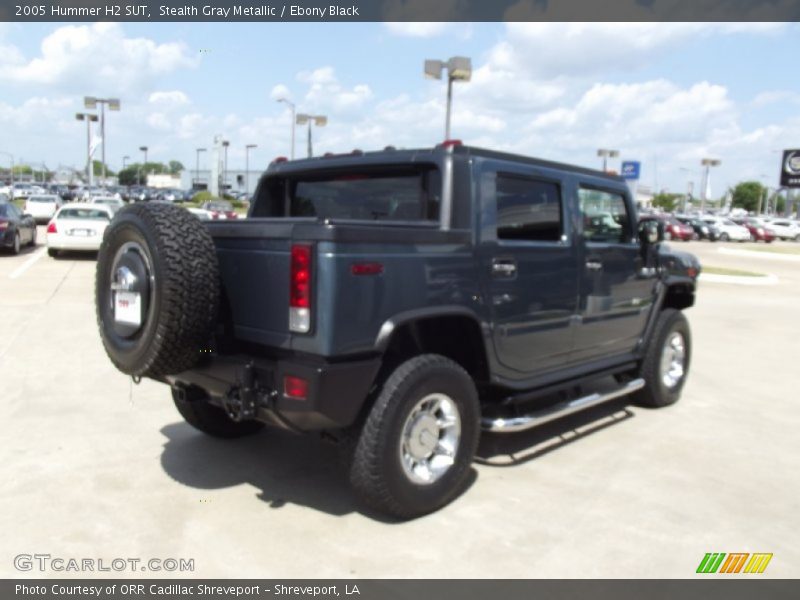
[481,378,645,433]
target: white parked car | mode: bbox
[702,216,750,242]
[186,207,214,221]
[11,183,36,199]
[24,194,63,223]
[765,219,800,242]
[46,203,114,257]
[89,196,125,214]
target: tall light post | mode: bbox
[84,97,120,184]
[0,151,14,187]
[700,158,721,213]
[139,146,148,186]
[195,148,206,190]
[122,155,130,169]
[76,112,99,185]
[221,140,230,195]
[277,98,296,160]
[424,56,472,140]
[296,114,327,158]
[245,144,257,195]
[597,149,620,172]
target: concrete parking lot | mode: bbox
[1,232,798,578]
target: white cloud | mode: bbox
[0,23,198,93]
[296,66,373,112]
[148,91,190,106]
[270,84,292,101]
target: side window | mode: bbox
[578,187,631,243]
[496,174,562,242]
[7,203,21,219]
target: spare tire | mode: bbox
[95,202,219,378]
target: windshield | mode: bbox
[29,196,58,203]
[251,166,441,222]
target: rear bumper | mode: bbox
[47,233,103,251]
[165,353,382,432]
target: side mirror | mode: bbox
[638,220,662,245]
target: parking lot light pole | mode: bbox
[597,149,620,172]
[222,140,230,196]
[0,151,13,187]
[139,146,148,186]
[424,57,472,140]
[245,144,257,195]
[296,114,327,158]
[277,98,296,160]
[700,158,721,213]
[122,155,130,170]
[76,112,99,186]
[84,97,120,184]
[195,148,206,189]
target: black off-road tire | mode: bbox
[633,309,691,408]
[95,202,219,378]
[349,354,480,519]
[172,387,264,439]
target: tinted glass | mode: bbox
[578,187,630,243]
[29,196,58,203]
[496,175,562,242]
[252,167,441,222]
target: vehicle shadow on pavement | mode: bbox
[476,398,634,467]
[50,250,98,261]
[158,422,476,522]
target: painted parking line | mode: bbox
[9,247,46,280]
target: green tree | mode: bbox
[168,160,185,175]
[91,160,115,177]
[731,181,766,213]
[652,193,682,212]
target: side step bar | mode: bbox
[481,378,645,433]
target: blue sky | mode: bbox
[1,22,798,196]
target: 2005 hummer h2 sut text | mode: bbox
[95,142,700,518]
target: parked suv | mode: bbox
[95,143,699,518]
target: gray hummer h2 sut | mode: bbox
[95,142,700,518]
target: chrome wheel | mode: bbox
[660,332,686,389]
[399,393,461,485]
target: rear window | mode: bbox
[29,196,58,203]
[58,208,110,220]
[251,166,441,222]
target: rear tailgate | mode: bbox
[206,219,312,349]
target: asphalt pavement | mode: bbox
[0,232,798,578]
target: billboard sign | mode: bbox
[780,149,800,188]
[621,161,641,180]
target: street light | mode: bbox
[277,98,296,160]
[0,151,14,187]
[597,149,620,172]
[245,144,257,195]
[700,158,721,213]
[76,112,99,185]
[195,148,207,189]
[296,114,327,158]
[122,155,130,169]
[424,56,472,140]
[221,140,230,195]
[84,96,121,183]
[139,146,148,186]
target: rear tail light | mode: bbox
[0,221,8,230]
[283,375,308,400]
[47,221,57,234]
[289,244,312,333]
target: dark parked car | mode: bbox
[676,216,719,241]
[0,202,37,254]
[95,143,699,518]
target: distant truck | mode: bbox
[95,142,700,518]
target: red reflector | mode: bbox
[273,156,288,163]
[283,375,308,400]
[290,244,312,308]
[442,139,463,148]
[687,267,698,278]
[47,222,57,234]
[351,262,384,276]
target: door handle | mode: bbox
[492,259,517,277]
[585,260,603,271]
